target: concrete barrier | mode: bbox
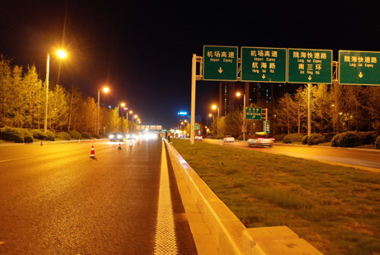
[165,141,323,255]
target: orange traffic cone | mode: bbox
[118,143,122,150]
[40,141,43,146]
[90,146,95,158]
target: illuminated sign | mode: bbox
[178,111,188,115]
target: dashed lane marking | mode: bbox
[154,142,178,255]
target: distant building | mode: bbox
[217,82,298,116]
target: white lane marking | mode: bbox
[0,157,29,164]
[154,142,178,255]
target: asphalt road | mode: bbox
[0,139,197,255]
[204,139,380,170]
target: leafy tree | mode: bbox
[224,110,242,137]
[0,56,12,127]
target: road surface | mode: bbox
[204,139,380,170]
[0,139,197,255]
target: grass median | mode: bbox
[171,139,380,255]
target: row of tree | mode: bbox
[206,83,380,137]
[0,55,134,134]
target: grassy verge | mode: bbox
[172,139,380,255]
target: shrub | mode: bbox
[331,133,340,147]
[91,133,101,139]
[302,135,308,145]
[0,127,24,143]
[68,130,82,140]
[213,135,225,139]
[337,132,359,147]
[307,133,325,145]
[56,132,71,140]
[283,133,305,143]
[376,136,380,149]
[46,130,55,141]
[81,132,92,139]
[22,130,34,143]
[273,134,286,142]
[324,133,336,142]
[356,132,376,145]
[30,129,47,140]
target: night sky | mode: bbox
[1,1,380,128]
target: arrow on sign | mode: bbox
[359,72,364,78]
[262,74,266,79]
[308,75,312,81]
[218,67,223,74]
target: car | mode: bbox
[223,135,235,143]
[195,135,203,141]
[109,132,124,142]
[247,133,275,148]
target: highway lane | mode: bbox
[203,139,380,170]
[0,139,197,254]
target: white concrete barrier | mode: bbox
[165,141,323,255]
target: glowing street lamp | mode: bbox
[211,104,219,135]
[97,86,109,134]
[45,49,67,134]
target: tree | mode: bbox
[0,56,12,127]
[23,65,43,129]
[49,84,69,130]
[224,110,242,137]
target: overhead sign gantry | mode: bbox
[190,45,380,144]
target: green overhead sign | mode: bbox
[339,50,380,86]
[246,107,262,120]
[203,45,238,81]
[287,48,332,84]
[241,47,287,83]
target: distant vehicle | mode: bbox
[247,132,274,148]
[223,135,235,143]
[195,135,203,141]
[126,134,138,140]
[109,132,124,142]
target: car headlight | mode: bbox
[109,134,114,139]
[117,135,122,139]
[126,134,131,138]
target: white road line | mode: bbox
[154,142,178,255]
[0,157,29,164]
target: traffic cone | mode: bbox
[118,143,122,150]
[90,146,95,158]
[40,141,43,146]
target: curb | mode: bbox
[165,140,323,255]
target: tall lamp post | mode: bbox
[97,87,109,135]
[236,92,246,141]
[211,104,219,135]
[126,110,133,134]
[44,50,67,134]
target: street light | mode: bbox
[97,86,109,135]
[45,49,67,134]
[236,92,246,141]
[211,104,219,135]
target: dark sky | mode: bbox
[1,1,380,128]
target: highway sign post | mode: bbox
[194,123,200,130]
[263,120,270,133]
[203,45,238,81]
[241,47,287,82]
[339,50,380,85]
[287,48,332,84]
[246,107,262,120]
